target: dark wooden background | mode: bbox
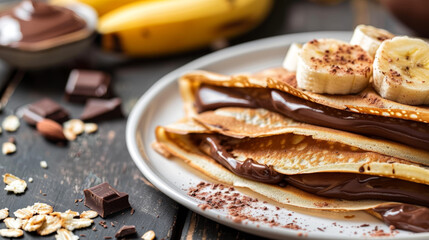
[0,0,411,239]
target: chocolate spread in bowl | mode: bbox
[0,0,86,47]
[195,85,429,150]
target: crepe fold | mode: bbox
[180,67,429,123]
[157,118,429,213]
[155,125,385,211]
[178,68,429,166]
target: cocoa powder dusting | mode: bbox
[188,182,304,230]
[187,182,401,237]
[310,43,372,75]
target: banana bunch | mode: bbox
[283,25,429,105]
[51,0,273,56]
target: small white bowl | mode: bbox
[0,2,98,69]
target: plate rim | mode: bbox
[126,31,429,240]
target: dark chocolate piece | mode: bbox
[80,98,123,122]
[65,69,112,103]
[84,183,131,218]
[115,225,136,238]
[23,98,69,125]
[195,85,429,150]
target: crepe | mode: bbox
[178,69,429,165]
[161,114,429,183]
[180,67,429,123]
[154,68,429,232]
[155,125,385,211]
[156,117,429,212]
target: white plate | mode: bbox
[126,32,429,240]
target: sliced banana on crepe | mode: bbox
[350,25,394,57]
[373,36,429,105]
[282,43,302,72]
[296,39,373,94]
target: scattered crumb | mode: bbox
[40,161,48,169]
[55,229,79,240]
[0,208,8,220]
[142,230,156,240]
[28,177,33,183]
[3,173,26,194]
[0,228,23,238]
[84,123,98,134]
[64,119,84,135]
[2,142,16,155]
[2,115,20,132]
[64,129,77,141]
[99,220,108,228]
[80,210,98,219]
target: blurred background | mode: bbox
[1,0,426,64]
[0,1,428,239]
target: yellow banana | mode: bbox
[49,0,142,16]
[98,0,273,56]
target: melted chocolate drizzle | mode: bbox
[285,173,429,207]
[374,203,429,233]
[198,135,283,184]
[195,85,429,150]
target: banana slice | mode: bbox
[282,43,302,72]
[296,39,373,94]
[373,36,429,105]
[350,25,394,58]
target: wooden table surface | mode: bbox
[0,0,412,239]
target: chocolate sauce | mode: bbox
[198,135,283,184]
[194,133,429,232]
[195,85,429,150]
[374,203,429,232]
[196,133,429,207]
[0,0,86,46]
[286,173,429,207]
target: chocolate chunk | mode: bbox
[115,225,136,238]
[23,98,69,125]
[84,183,131,218]
[80,98,123,122]
[65,69,112,103]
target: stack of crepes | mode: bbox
[154,25,429,233]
